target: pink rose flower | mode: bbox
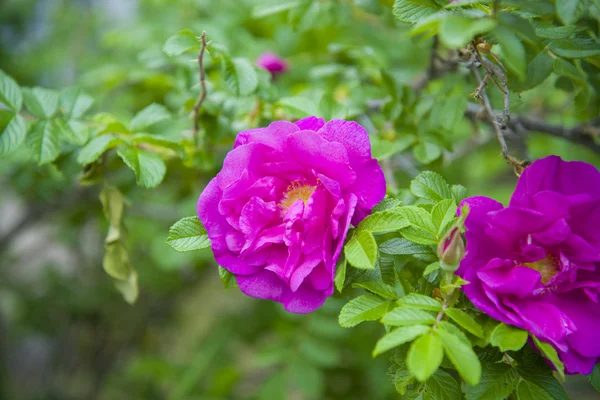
[457,156,600,374]
[256,52,289,78]
[197,117,386,313]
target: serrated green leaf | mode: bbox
[517,366,568,400]
[550,38,600,59]
[279,96,318,118]
[516,380,555,400]
[218,266,237,289]
[398,293,442,312]
[588,364,600,392]
[445,308,483,338]
[407,333,443,382]
[339,294,390,328]
[357,208,410,234]
[439,16,497,49]
[531,336,565,379]
[56,119,89,145]
[223,57,259,96]
[413,141,442,164]
[393,206,437,245]
[372,197,403,213]
[411,171,453,202]
[130,103,170,132]
[382,307,436,326]
[163,29,200,56]
[167,216,210,252]
[535,25,588,40]
[553,58,586,81]
[423,261,440,276]
[334,255,347,293]
[451,185,467,202]
[26,120,60,165]
[379,238,433,255]
[425,369,461,400]
[436,321,481,386]
[465,362,519,400]
[22,87,59,118]
[431,199,457,237]
[344,230,377,270]
[556,0,587,25]
[373,325,431,357]
[490,323,528,351]
[59,87,94,120]
[0,113,27,154]
[117,146,166,188]
[77,134,123,165]
[494,26,526,81]
[0,70,22,112]
[353,280,398,299]
[393,0,441,24]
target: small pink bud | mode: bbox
[437,227,465,272]
[256,52,289,78]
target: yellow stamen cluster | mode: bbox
[280,181,315,212]
[524,254,559,285]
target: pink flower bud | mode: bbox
[437,227,465,271]
[256,52,289,78]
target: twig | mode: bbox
[192,32,208,148]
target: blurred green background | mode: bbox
[1,0,598,399]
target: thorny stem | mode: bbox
[192,32,208,148]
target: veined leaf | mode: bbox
[353,280,398,299]
[556,0,587,25]
[130,103,170,132]
[398,293,442,312]
[166,216,211,252]
[223,57,259,96]
[77,134,123,165]
[490,323,528,351]
[358,208,410,234]
[117,146,167,188]
[425,369,462,400]
[22,87,59,119]
[465,362,520,400]
[59,87,94,120]
[407,333,443,382]
[0,70,23,112]
[344,230,377,270]
[517,366,568,400]
[393,0,441,24]
[26,120,60,165]
[516,380,556,400]
[218,266,237,289]
[439,16,497,49]
[334,255,347,293]
[431,199,457,237]
[436,321,481,386]
[445,308,484,338]
[163,29,200,56]
[373,325,431,357]
[531,336,565,379]
[339,294,390,328]
[0,112,27,154]
[382,307,436,326]
[410,171,453,203]
[394,206,437,245]
[379,238,433,255]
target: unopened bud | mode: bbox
[437,227,465,272]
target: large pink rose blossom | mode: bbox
[197,117,386,313]
[458,156,600,374]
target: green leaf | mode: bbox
[77,134,123,165]
[553,58,586,81]
[26,120,60,165]
[339,294,390,328]
[411,171,453,203]
[252,0,302,18]
[550,38,600,59]
[334,255,347,293]
[556,0,587,25]
[465,362,519,400]
[382,307,436,326]
[373,325,431,357]
[103,242,133,281]
[490,323,528,351]
[166,216,211,252]
[357,209,410,234]
[413,141,442,164]
[372,197,402,213]
[516,380,555,400]
[130,103,170,132]
[436,321,481,386]
[117,146,167,188]
[279,96,319,118]
[425,370,461,400]
[445,308,484,338]
[451,185,467,202]
[223,57,259,96]
[114,270,138,304]
[353,280,398,299]
[0,113,27,154]
[22,87,59,118]
[344,230,377,270]
[398,293,442,312]
[57,119,89,146]
[218,266,237,289]
[535,25,588,40]
[531,336,565,379]
[588,364,600,392]
[431,199,457,237]
[439,16,497,49]
[517,366,568,400]
[380,238,433,255]
[394,206,437,245]
[393,0,441,24]
[0,70,23,112]
[494,26,526,81]
[511,51,554,92]
[407,333,443,382]
[423,261,440,276]
[163,29,200,56]
[100,186,124,233]
[59,87,94,119]
[440,94,468,130]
